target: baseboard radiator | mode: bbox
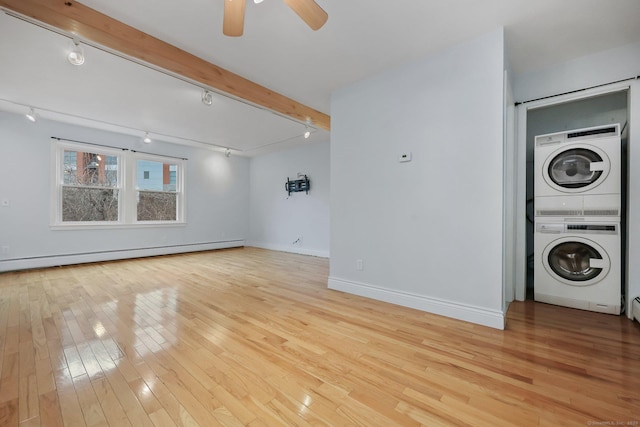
[0,240,244,272]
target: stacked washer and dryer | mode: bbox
[534,124,622,314]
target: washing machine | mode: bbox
[534,124,621,218]
[534,219,621,314]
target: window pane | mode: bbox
[62,187,119,222]
[64,150,118,187]
[136,160,177,191]
[137,191,177,221]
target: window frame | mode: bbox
[130,152,185,225]
[51,141,186,229]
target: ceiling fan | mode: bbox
[223,0,328,36]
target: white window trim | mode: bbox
[130,151,186,225]
[51,141,186,229]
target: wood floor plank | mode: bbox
[72,374,109,427]
[0,397,18,426]
[0,348,19,405]
[53,367,86,427]
[147,408,177,427]
[0,247,639,426]
[37,389,64,427]
[91,377,132,427]
[101,366,154,427]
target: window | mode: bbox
[53,141,185,227]
[135,158,180,222]
[59,147,121,223]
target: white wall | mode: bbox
[248,142,330,257]
[514,40,640,103]
[0,111,250,271]
[329,28,506,329]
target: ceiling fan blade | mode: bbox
[223,0,246,36]
[283,0,328,31]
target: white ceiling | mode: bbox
[2,0,640,156]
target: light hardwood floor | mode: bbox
[0,247,638,426]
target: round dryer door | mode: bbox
[543,145,610,193]
[542,237,610,286]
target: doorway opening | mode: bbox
[524,90,629,303]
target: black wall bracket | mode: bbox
[286,175,310,195]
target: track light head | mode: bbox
[25,107,37,123]
[143,132,152,144]
[303,119,313,139]
[202,90,213,106]
[67,40,85,66]
[225,148,231,157]
[254,0,264,3]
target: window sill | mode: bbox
[50,222,187,231]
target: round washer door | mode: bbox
[542,144,610,193]
[542,236,610,286]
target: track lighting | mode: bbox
[201,90,213,106]
[303,119,312,139]
[143,132,152,144]
[67,40,85,66]
[254,0,264,3]
[225,148,231,157]
[25,107,37,123]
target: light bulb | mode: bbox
[67,41,85,65]
[202,90,213,106]
[25,108,37,122]
[304,129,310,139]
[143,133,152,144]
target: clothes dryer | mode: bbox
[534,219,621,314]
[534,124,621,218]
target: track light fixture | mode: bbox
[143,132,152,144]
[25,107,37,123]
[201,90,213,106]
[303,119,312,139]
[225,148,231,157]
[254,0,264,3]
[67,40,85,66]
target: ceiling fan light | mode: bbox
[67,40,85,66]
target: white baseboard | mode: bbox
[0,240,245,272]
[247,241,329,258]
[328,276,505,330]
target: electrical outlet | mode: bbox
[356,259,364,271]
[398,152,412,163]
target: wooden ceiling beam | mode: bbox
[0,0,331,130]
